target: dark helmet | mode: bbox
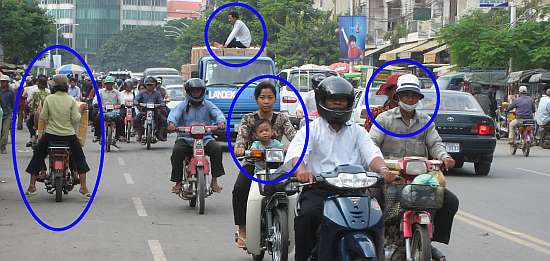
[144,76,157,86]
[311,73,327,90]
[315,76,355,124]
[184,78,206,105]
[124,79,133,88]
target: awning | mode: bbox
[398,40,442,59]
[364,44,390,57]
[423,44,447,64]
[529,73,542,83]
[379,41,427,61]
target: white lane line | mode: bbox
[148,240,168,261]
[516,168,550,178]
[123,173,134,185]
[457,210,550,256]
[132,197,148,217]
[117,157,126,166]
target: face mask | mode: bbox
[399,101,418,112]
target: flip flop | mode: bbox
[211,184,223,193]
[79,190,92,199]
[234,232,246,249]
[171,186,181,194]
[25,190,38,197]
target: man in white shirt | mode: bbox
[285,76,395,261]
[92,76,125,142]
[536,88,550,127]
[223,11,251,48]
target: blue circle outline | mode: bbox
[364,59,440,138]
[226,75,309,185]
[204,2,267,67]
[10,45,105,232]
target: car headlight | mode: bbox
[265,150,284,163]
[325,172,378,188]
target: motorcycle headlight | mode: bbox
[325,173,378,188]
[265,150,284,163]
[146,103,155,109]
[405,161,428,176]
[190,125,206,135]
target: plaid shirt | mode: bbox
[29,89,50,112]
[235,111,296,149]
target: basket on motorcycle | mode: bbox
[399,184,444,210]
[104,110,121,121]
[256,172,292,197]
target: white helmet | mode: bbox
[519,85,528,94]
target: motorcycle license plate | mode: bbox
[106,104,114,110]
[147,103,155,109]
[444,142,460,153]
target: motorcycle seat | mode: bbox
[48,141,70,150]
[519,119,535,125]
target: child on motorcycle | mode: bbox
[249,119,284,174]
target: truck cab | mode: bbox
[197,56,278,141]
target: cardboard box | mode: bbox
[244,47,266,57]
[181,64,197,80]
[191,47,223,64]
[223,48,246,57]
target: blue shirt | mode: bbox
[135,90,163,105]
[0,88,15,119]
[507,95,536,119]
[167,99,225,145]
[68,85,81,99]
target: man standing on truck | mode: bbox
[219,11,251,48]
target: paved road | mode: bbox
[1,127,550,260]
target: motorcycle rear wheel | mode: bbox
[411,224,431,261]
[197,166,205,215]
[522,142,530,157]
[271,207,289,261]
[54,176,63,202]
[510,143,517,155]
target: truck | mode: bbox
[182,47,278,141]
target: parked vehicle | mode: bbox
[176,125,219,214]
[43,142,80,202]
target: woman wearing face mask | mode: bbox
[364,73,401,131]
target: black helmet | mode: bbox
[144,76,157,85]
[311,73,327,90]
[315,76,355,124]
[184,78,206,105]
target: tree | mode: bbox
[439,2,550,71]
[0,0,54,65]
[96,26,176,72]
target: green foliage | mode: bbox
[439,5,550,70]
[96,26,176,72]
[0,0,55,65]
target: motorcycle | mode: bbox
[139,103,164,150]
[383,157,445,261]
[537,123,550,149]
[103,104,122,152]
[304,165,385,261]
[510,119,535,157]
[43,141,79,202]
[176,124,218,215]
[123,101,134,143]
[239,149,300,261]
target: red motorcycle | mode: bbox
[510,119,535,157]
[384,157,445,261]
[123,101,134,143]
[176,124,218,215]
[44,142,79,202]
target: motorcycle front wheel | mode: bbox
[146,124,152,150]
[271,207,289,261]
[410,224,431,261]
[106,124,112,152]
[126,121,131,142]
[197,166,205,215]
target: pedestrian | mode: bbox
[216,11,251,48]
[0,75,15,154]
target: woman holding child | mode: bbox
[232,81,297,248]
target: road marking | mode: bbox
[516,168,550,178]
[132,197,148,217]
[148,240,167,261]
[457,210,550,256]
[123,173,134,185]
[117,157,126,166]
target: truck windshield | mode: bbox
[205,60,273,86]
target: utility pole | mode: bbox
[509,0,516,74]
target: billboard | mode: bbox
[480,0,508,8]
[338,16,366,61]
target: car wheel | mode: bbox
[474,161,491,176]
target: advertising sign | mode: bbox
[338,16,367,61]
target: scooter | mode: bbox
[510,119,535,157]
[239,149,300,261]
[43,141,80,202]
[139,103,164,150]
[538,123,550,149]
[304,164,385,261]
[176,124,218,215]
[383,157,445,261]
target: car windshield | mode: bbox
[160,76,183,86]
[287,71,338,92]
[361,89,388,107]
[418,92,483,112]
[166,87,185,101]
[205,60,273,85]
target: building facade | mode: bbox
[166,0,203,20]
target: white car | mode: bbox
[352,88,388,126]
[154,74,184,88]
[165,84,185,110]
[277,65,338,127]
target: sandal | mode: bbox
[171,185,182,194]
[431,246,446,261]
[234,231,246,249]
[79,190,92,199]
[211,183,223,193]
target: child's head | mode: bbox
[254,119,273,143]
